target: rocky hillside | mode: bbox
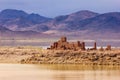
[0,9,52,31]
[0,9,120,39]
[39,10,99,32]
[44,12,120,32]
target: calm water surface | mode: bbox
[0,40,120,47]
[0,64,120,80]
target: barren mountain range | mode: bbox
[0,9,120,39]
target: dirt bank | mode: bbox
[21,48,120,65]
[0,46,120,65]
[0,46,42,63]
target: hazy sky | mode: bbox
[0,0,120,17]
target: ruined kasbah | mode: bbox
[47,36,111,51]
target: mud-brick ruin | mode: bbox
[47,37,94,50]
[48,36,86,50]
[47,36,111,51]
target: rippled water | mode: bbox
[0,64,120,80]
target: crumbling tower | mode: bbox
[61,36,67,42]
[81,42,85,50]
[53,42,58,49]
[77,41,81,47]
[94,42,97,50]
[106,45,111,50]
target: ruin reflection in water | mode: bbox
[0,64,120,80]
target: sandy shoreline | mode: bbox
[0,46,42,63]
[0,46,120,65]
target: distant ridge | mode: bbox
[0,9,52,31]
[0,9,120,39]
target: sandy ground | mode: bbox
[21,47,120,65]
[0,46,42,63]
[0,46,120,65]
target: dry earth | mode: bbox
[0,46,120,65]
